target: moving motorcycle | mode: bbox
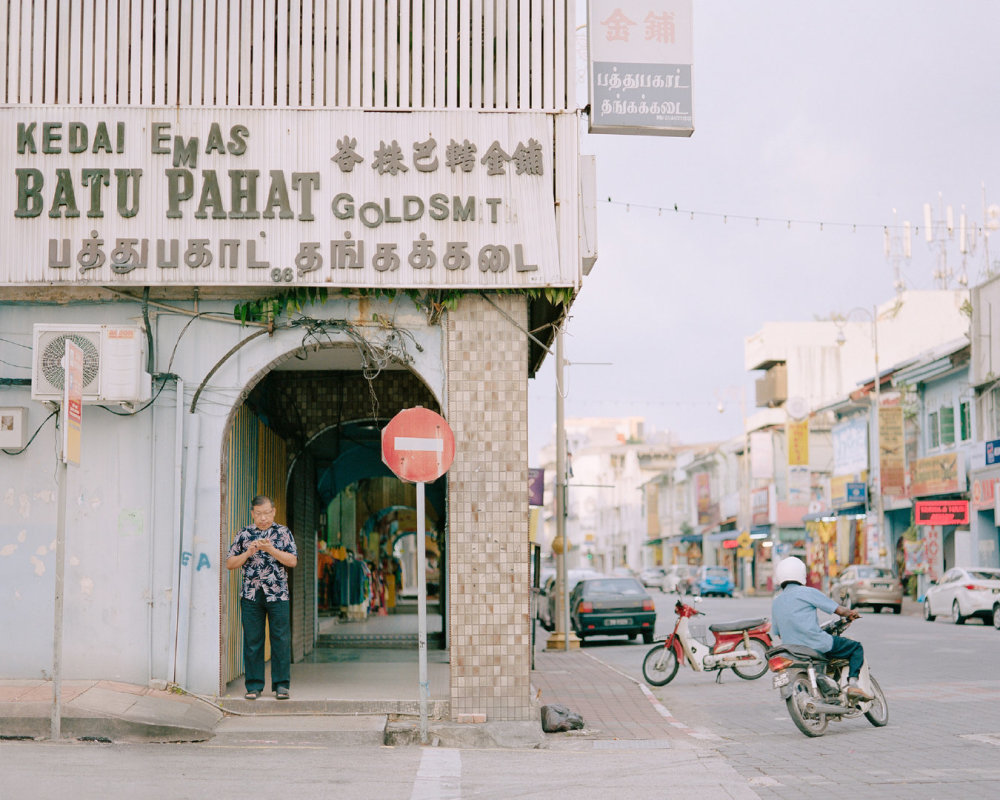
[766,615,888,737]
[642,598,773,686]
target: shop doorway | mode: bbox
[219,352,448,697]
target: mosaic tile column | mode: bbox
[446,294,532,721]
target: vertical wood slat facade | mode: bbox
[0,0,573,111]
[222,406,289,688]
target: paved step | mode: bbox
[216,697,450,718]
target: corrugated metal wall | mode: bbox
[221,403,289,689]
[0,0,573,110]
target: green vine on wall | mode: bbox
[233,287,575,326]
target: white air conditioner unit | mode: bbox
[32,324,152,405]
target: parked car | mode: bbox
[639,567,667,589]
[663,564,698,594]
[569,577,656,643]
[538,568,606,631]
[692,565,734,597]
[829,565,903,614]
[923,567,1000,625]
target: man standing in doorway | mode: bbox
[226,495,298,700]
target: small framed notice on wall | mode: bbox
[0,407,28,450]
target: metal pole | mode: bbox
[416,481,429,743]
[872,305,886,566]
[51,457,67,740]
[556,328,570,651]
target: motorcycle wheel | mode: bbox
[642,642,680,686]
[731,639,768,680]
[785,672,828,737]
[863,675,888,727]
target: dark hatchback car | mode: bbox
[570,577,656,644]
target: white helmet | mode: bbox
[775,556,807,587]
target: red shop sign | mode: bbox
[914,500,969,526]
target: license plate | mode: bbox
[605,618,633,626]
[772,672,790,689]
[874,582,892,589]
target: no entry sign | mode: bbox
[381,407,455,484]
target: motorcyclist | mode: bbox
[771,556,873,702]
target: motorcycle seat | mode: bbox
[708,617,767,633]
[781,644,826,660]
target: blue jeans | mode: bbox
[825,635,864,679]
[241,588,291,693]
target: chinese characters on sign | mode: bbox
[588,0,694,136]
[2,110,570,289]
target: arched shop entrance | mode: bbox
[219,348,447,694]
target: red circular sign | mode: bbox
[381,407,455,483]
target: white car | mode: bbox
[923,567,1000,626]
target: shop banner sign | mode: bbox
[786,418,809,466]
[972,476,999,511]
[910,453,959,497]
[879,406,906,495]
[915,500,969,526]
[832,417,868,476]
[587,0,694,136]
[528,468,544,507]
[751,486,771,527]
[2,109,569,289]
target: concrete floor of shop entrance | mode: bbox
[221,611,448,702]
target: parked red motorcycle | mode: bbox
[642,598,773,686]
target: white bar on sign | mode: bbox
[395,437,444,453]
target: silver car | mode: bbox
[830,565,903,614]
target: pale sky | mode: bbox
[529,0,1000,461]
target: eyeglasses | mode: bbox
[252,507,275,517]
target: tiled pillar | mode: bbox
[446,294,532,721]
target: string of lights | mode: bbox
[602,197,990,238]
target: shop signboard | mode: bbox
[924,525,944,581]
[971,474,999,511]
[831,472,867,508]
[987,438,1000,466]
[915,500,969,526]
[528,468,544,507]
[879,406,906,495]
[910,453,959,498]
[2,109,571,289]
[587,0,694,137]
[846,482,866,505]
[832,417,868,476]
[751,486,771,527]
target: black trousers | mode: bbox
[240,588,291,692]
[826,635,864,679]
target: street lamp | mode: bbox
[836,305,885,567]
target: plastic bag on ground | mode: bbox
[541,703,585,732]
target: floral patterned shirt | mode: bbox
[228,523,297,602]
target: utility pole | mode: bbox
[546,325,579,651]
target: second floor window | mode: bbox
[929,411,940,449]
[940,405,955,446]
[960,401,972,442]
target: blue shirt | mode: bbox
[227,523,297,602]
[771,583,839,652]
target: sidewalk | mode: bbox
[531,648,678,742]
[1,643,681,746]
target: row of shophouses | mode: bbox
[541,280,1000,595]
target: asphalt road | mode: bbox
[587,591,1000,799]
[4,591,1000,800]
